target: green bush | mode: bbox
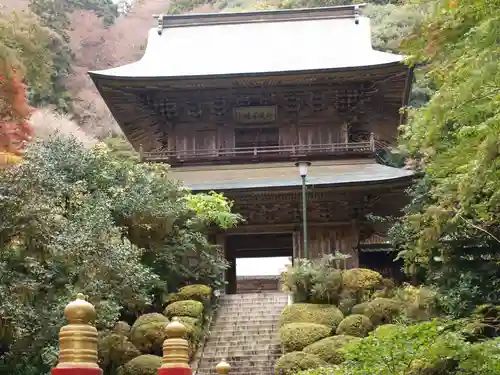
[118,354,163,375]
[164,300,204,319]
[98,332,141,373]
[303,335,360,364]
[275,351,327,375]
[373,324,400,336]
[177,284,212,305]
[336,314,373,337]
[176,316,200,328]
[351,302,370,315]
[113,321,132,336]
[342,268,383,290]
[279,322,331,352]
[280,303,344,329]
[295,368,339,375]
[129,313,170,354]
[364,298,402,326]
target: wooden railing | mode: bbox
[142,136,376,164]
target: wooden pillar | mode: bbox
[224,235,237,294]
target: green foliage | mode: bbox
[129,314,169,355]
[389,0,500,317]
[98,332,141,374]
[175,284,212,306]
[280,303,344,330]
[113,321,132,336]
[164,300,204,319]
[185,192,243,230]
[342,268,383,291]
[281,256,344,304]
[278,322,331,352]
[303,335,359,365]
[364,298,402,326]
[274,351,327,375]
[351,302,369,315]
[336,314,374,337]
[0,136,237,374]
[118,354,163,375]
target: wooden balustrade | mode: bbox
[141,137,377,164]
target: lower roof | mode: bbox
[169,160,413,191]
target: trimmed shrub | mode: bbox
[118,354,162,375]
[342,268,383,290]
[351,302,370,315]
[164,300,204,319]
[113,321,132,336]
[279,323,331,352]
[373,324,401,336]
[280,303,343,329]
[176,316,200,328]
[364,298,402,326]
[275,351,327,375]
[336,314,373,337]
[177,284,212,305]
[98,332,141,371]
[129,313,170,354]
[303,335,360,364]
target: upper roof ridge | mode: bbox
[153,4,365,31]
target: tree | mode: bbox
[390,0,500,316]
[0,135,241,374]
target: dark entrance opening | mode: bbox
[224,233,293,294]
[359,250,407,283]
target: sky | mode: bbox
[236,256,291,277]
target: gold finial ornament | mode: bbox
[56,294,99,368]
[216,359,231,375]
[161,317,190,368]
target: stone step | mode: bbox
[210,328,278,334]
[205,337,279,346]
[203,348,281,357]
[210,324,278,331]
[211,318,281,325]
[215,311,283,317]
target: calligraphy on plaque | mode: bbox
[233,106,277,124]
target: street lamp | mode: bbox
[295,161,311,260]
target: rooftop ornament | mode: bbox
[52,293,101,375]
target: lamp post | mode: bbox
[296,161,311,260]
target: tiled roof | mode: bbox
[168,160,414,191]
[89,5,405,79]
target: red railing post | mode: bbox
[159,318,192,375]
[52,294,102,375]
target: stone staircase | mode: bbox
[196,292,288,375]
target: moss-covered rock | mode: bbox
[279,322,331,352]
[280,303,344,329]
[364,298,402,326]
[342,268,383,290]
[164,300,204,319]
[303,335,360,364]
[113,321,132,336]
[130,313,170,354]
[275,351,327,375]
[118,354,162,375]
[351,302,370,315]
[177,284,212,305]
[99,332,141,370]
[336,314,373,337]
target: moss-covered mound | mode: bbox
[176,316,200,328]
[130,313,170,354]
[164,300,204,319]
[275,351,327,375]
[303,335,359,364]
[342,268,383,290]
[364,298,402,326]
[113,321,132,336]
[118,355,162,375]
[351,302,370,315]
[177,284,212,305]
[280,303,344,329]
[99,332,141,370]
[279,322,331,352]
[336,314,373,337]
